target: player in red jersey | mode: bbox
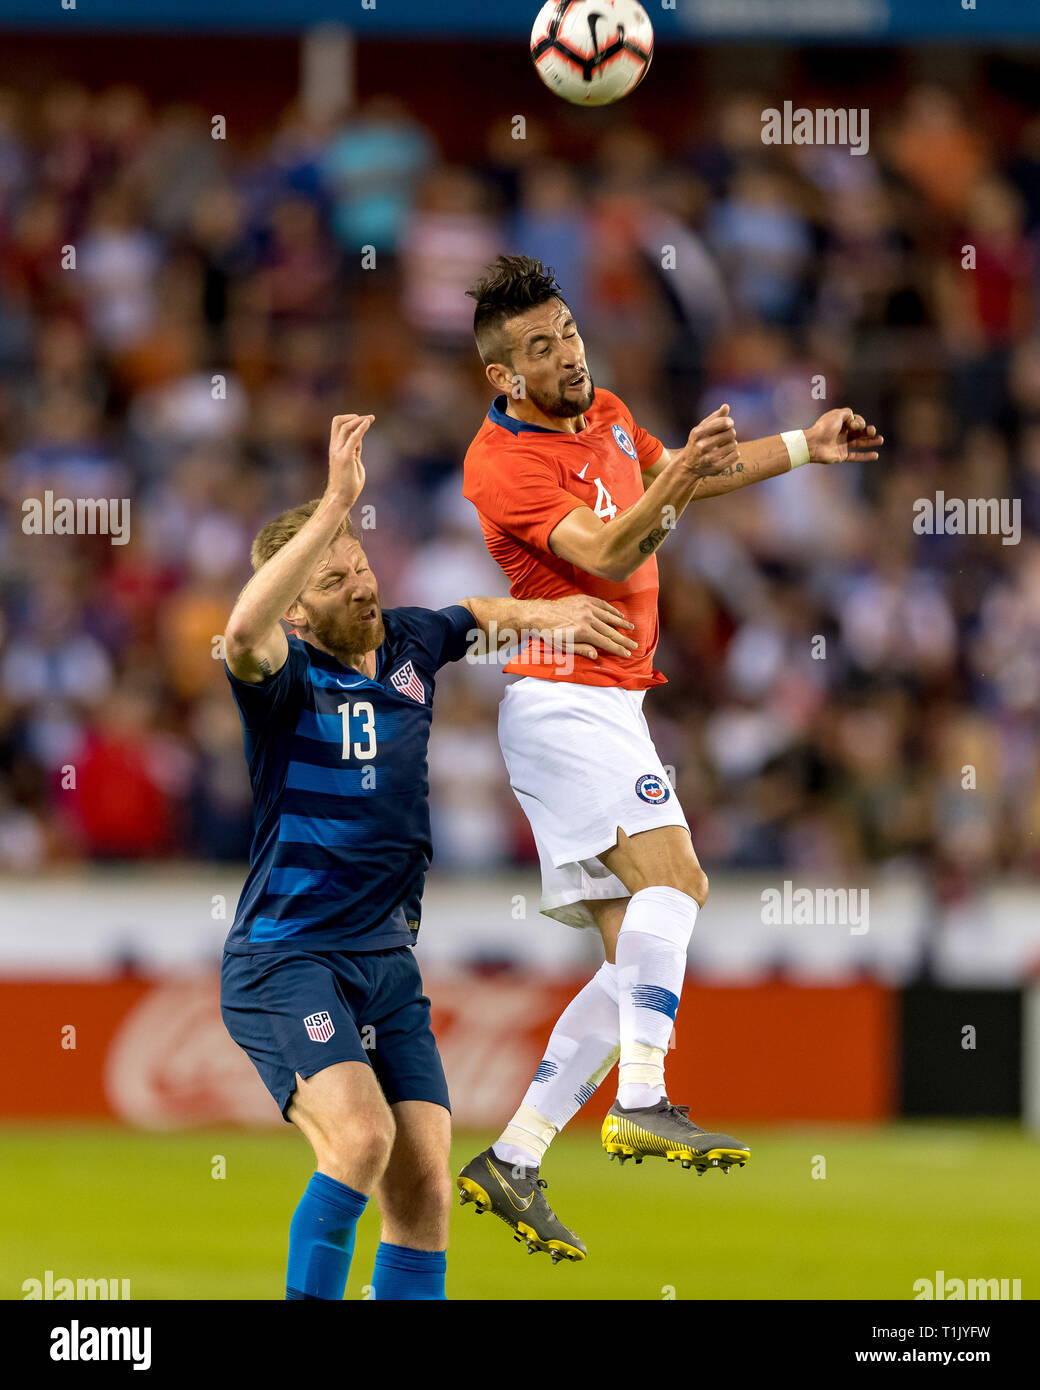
[455,256,885,1262]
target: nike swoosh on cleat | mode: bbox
[484,1157,535,1211]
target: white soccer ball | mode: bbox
[530,0,654,107]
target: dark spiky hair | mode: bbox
[466,255,566,367]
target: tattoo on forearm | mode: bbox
[689,457,719,478]
[638,527,668,555]
[690,457,744,480]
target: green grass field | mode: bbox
[2,1122,1038,1300]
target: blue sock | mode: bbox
[285,1171,368,1300]
[371,1242,447,1300]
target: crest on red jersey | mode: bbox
[612,423,638,460]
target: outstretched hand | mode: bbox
[807,408,884,464]
[536,595,639,660]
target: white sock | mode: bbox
[615,886,698,1110]
[492,961,620,1169]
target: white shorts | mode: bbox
[498,677,690,930]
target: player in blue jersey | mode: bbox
[219,412,636,1300]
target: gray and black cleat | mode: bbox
[457,1148,586,1263]
[601,1099,751,1174]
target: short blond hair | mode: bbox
[250,499,356,572]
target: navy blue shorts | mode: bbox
[220,946,450,1121]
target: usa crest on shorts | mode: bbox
[303,1010,335,1043]
[612,423,638,460]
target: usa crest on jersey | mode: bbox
[304,1010,335,1043]
[390,660,425,703]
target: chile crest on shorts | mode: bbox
[635,772,670,804]
[612,423,638,460]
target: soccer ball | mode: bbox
[530,0,654,107]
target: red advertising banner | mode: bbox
[0,974,895,1127]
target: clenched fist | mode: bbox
[677,404,741,480]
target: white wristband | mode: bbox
[781,429,810,469]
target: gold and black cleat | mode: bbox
[602,1099,750,1176]
[457,1148,586,1264]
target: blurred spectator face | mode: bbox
[519,161,581,217]
[650,169,709,224]
[966,177,1024,238]
[484,113,548,167]
[288,536,385,657]
[27,388,99,445]
[91,84,149,150]
[596,126,661,193]
[189,184,242,247]
[893,393,948,454]
[836,705,901,779]
[903,84,966,134]
[279,324,330,376]
[419,166,485,216]
[1010,339,1040,412]
[40,82,91,140]
[962,426,1009,497]
[718,94,771,157]
[270,195,322,247]
[13,191,63,251]
[34,315,91,376]
[87,186,140,232]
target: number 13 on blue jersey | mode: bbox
[337,700,377,759]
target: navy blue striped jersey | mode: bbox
[224,605,475,954]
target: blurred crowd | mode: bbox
[1,70,1039,890]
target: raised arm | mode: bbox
[550,406,883,584]
[642,407,884,499]
[546,404,743,583]
[224,414,372,684]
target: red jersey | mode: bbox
[463,387,666,689]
